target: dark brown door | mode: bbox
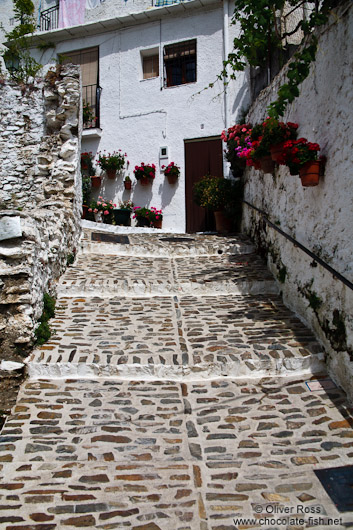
[185,137,223,233]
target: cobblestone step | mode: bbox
[80,228,256,257]
[0,376,352,528]
[27,294,325,379]
[58,253,278,297]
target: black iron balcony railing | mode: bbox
[39,4,59,32]
[83,84,102,129]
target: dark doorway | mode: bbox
[185,137,223,233]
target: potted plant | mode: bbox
[124,175,132,190]
[81,151,93,171]
[96,150,127,179]
[193,175,238,233]
[88,196,116,223]
[278,138,321,185]
[148,207,163,229]
[260,118,298,162]
[162,162,180,184]
[81,175,92,219]
[113,200,134,226]
[221,123,252,177]
[133,163,156,186]
[248,122,275,173]
[83,100,95,127]
[133,206,163,228]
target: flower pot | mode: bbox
[252,160,262,170]
[94,211,103,223]
[82,204,88,219]
[140,176,151,186]
[81,162,89,171]
[299,160,320,187]
[214,210,232,234]
[113,209,131,226]
[91,176,101,188]
[153,219,162,229]
[136,217,150,227]
[106,169,116,179]
[259,156,275,173]
[166,174,178,185]
[124,180,132,190]
[270,142,285,162]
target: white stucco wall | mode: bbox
[33,1,247,231]
[241,2,353,400]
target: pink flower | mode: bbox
[93,208,98,213]
[103,210,109,215]
[88,208,92,212]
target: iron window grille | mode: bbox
[164,39,196,87]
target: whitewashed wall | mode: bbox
[242,2,353,400]
[33,2,247,231]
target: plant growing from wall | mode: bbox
[2,0,42,84]
[35,292,56,345]
[221,0,340,117]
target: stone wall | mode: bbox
[0,64,82,361]
[241,2,353,400]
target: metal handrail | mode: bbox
[39,4,59,32]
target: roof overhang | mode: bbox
[30,0,222,46]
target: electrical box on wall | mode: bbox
[159,146,168,159]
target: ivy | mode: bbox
[223,0,341,117]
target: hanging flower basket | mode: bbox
[299,160,320,187]
[124,180,132,190]
[166,173,178,185]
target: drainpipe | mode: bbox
[223,0,229,176]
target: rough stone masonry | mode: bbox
[0,64,82,361]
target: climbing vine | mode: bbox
[222,0,341,117]
[1,0,42,84]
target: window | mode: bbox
[141,48,159,80]
[164,39,196,88]
[61,47,100,128]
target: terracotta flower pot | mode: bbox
[124,180,132,190]
[166,174,178,185]
[299,160,320,187]
[153,219,162,229]
[270,142,285,162]
[140,176,151,186]
[106,169,116,179]
[259,156,275,174]
[82,205,88,219]
[214,210,232,234]
[91,176,101,188]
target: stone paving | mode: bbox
[1,228,353,529]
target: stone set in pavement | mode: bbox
[1,228,353,529]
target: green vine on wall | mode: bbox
[222,0,341,117]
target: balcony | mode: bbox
[83,84,102,130]
[39,4,59,32]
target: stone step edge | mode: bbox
[26,355,326,381]
[79,243,256,258]
[57,280,279,297]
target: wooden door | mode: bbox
[184,138,223,233]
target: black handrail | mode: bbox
[243,200,353,292]
[39,4,59,32]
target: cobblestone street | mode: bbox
[1,228,353,529]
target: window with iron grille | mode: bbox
[60,47,101,129]
[164,40,196,88]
